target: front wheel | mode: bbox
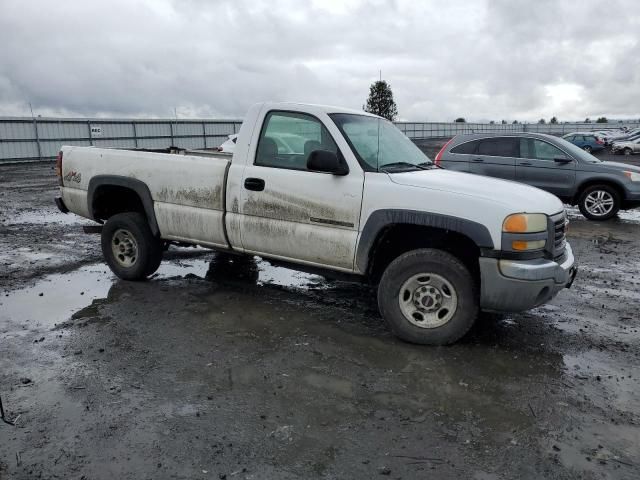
[377,249,478,345]
[624,148,633,156]
[101,212,163,280]
[577,184,620,221]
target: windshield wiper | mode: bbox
[379,162,428,172]
[418,162,441,169]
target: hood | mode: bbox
[388,169,563,215]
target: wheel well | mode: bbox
[573,180,625,204]
[92,185,146,221]
[366,224,481,285]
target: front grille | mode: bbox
[550,212,567,259]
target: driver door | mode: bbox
[238,110,364,271]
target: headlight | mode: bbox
[624,171,640,182]
[503,213,547,233]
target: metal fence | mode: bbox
[2,115,639,163]
[0,117,242,163]
[396,121,640,139]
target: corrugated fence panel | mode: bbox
[0,121,36,140]
[42,140,91,157]
[174,122,203,137]
[2,116,638,163]
[135,123,172,137]
[174,137,205,149]
[38,122,87,140]
[137,137,172,149]
[205,136,226,148]
[93,138,137,149]
[96,123,135,138]
[0,141,39,159]
[205,123,237,136]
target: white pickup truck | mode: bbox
[55,102,577,345]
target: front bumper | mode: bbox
[479,244,576,312]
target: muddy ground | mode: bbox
[1,161,639,479]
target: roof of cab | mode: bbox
[260,101,380,118]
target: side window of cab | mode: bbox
[255,111,339,171]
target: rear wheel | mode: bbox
[101,212,163,280]
[377,248,478,345]
[582,145,593,153]
[578,184,620,221]
[624,148,633,156]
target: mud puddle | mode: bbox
[0,254,325,333]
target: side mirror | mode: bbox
[554,156,572,164]
[307,150,349,175]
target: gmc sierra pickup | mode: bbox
[55,102,577,345]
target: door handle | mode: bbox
[471,157,484,162]
[244,178,265,191]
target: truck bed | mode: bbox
[59,145,232,249]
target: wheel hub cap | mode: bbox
[585,190,614,216]
[398,273,458,329]
[112,229,138,267]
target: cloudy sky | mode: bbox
[1,0,638,121]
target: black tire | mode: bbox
[377,248,478,345]
[101,212,163,280]
[583,145,593,153]
[577,184,620,221]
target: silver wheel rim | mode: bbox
[111,229,138,267]
[398,273,458,328]
[624,149,631,155]
[583,146,591,152]
[584,190,615,217]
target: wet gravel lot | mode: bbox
[1,161,639,479]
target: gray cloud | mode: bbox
[0,0,638,121]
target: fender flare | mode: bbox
[574,177,628,201]
[87,175,159,236]
[356,209,494,273]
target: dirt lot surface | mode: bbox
[1,162,639,479]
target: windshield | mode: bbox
[554,136,602,163]
[330,113,432,171]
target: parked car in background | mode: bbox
[612,133,640,148]
[435,133,640,220]
[591,130,620,146]
[217,134,238,153]
[562,133,605,153]
[612,137,640,156]
[610,128,640,142]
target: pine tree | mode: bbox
[364,80,398,121]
